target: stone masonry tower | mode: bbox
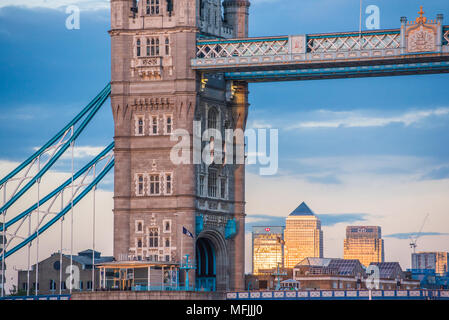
[110,0,249,291]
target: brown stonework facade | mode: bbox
[110,0,249,291]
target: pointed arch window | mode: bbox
[207,108,218,129]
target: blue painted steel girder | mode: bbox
[224,61,449,82]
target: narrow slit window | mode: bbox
[220,177,226,199]
[165,37,170,55]
[137,39,141,57]
[137,174,144,196]
[165,173,172,194]
[137,117,144,135]
[199,175,205,196]
[165,115,172,134]
[151,116,158,135]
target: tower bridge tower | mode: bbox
[110,0,249,291]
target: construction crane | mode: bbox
[409,213,430,253]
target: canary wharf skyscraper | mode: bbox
[252,226,285,275]
[284,202,323,269]
[344,226,385,267]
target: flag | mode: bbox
[183,227,194,238]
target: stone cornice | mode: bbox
[223,0,251,8]
[109,26,199,36]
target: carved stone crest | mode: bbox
[290,35,306,54]
[406,6,437,53]
[407,25,436,53]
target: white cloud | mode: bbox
[32,145,106,160]
[289,107,449,129]
[61,146,105,160]
[0,0,109,11]
[248,120,273,129]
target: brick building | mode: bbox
[17,250,113,295]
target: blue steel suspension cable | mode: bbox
[0,159,114,261]
[0,83,110,187]
[0,86,111,216]
[0,142,114,232]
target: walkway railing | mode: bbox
[227,289,449,300]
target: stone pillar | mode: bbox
[223,0,251,38]
[437,14,444,52]
[229,82,249,291]
[400,16,407,54]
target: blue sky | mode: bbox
[1,0,449,283]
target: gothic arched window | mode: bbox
[208,168,217,198]
[207,108,218,129]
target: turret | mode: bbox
[223,0,250,38]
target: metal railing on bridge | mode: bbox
[192,12,449,81]
[227,289,449,300]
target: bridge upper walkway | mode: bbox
[192,16,449,81]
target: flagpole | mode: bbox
[359,0,363,50]
[181,226,184,289]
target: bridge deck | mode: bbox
[192,26,449,82]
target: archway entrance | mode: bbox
[196,237,216,291]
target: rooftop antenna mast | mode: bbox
[409,213,430,253]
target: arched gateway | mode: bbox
[196,230,229,291]
[110,0,249,291]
